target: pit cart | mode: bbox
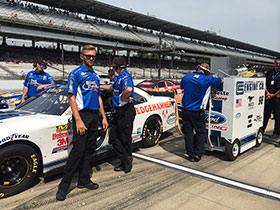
[206,57,266,160]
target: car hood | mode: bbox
[0,110,61,138]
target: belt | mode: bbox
[183,108,204,113]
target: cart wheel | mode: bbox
[225,139,240,161]
[255,129,263,147]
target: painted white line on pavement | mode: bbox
[133,152,280,200]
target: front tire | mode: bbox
[0,144,39,198]
[142,116,163,147]
[225,139,240,161]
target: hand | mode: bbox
[122,97,133,103]
[37,85,45,91]
[76,119,87,135]
[266,93,274,99]
[102,118,108,131]
[20,98,25,103]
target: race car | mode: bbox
[136,79,183,102]
[0,85,177,198]
[0,91,22,109]
[136,79,182,93]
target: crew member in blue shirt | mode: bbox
[56,45,108,201]
[180,63,223,162]
[21,60,55,103]
[101,57,136,173]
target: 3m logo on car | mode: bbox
[56,124,70,132]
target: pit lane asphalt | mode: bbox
[1,121,280,210]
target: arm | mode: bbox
[98,95,108,131]
[37,83,54,90]
[37,77,55,90]
[271,89,280,98]
[68,94,87,135]
[21,86,28,103]
[120,87,133,103]
[100,84,113,90]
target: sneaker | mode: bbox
[56,188,67,201]
[77,181,99,190]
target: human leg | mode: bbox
[181,109,195,158]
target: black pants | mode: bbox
[59,109,99,190]
[109,103,136,165]
[181,109,206,158]
[262,99,280,135]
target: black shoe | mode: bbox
[186,156,196,162]
[56,188,67,201]
[77,181,99,190]
[194,155,201,162]
[270,134,280,139]
[114,165,123,172]
[124,156,133,173]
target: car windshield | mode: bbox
[15,87,69,115]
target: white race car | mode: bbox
[0,85,177,198]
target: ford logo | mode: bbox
[167,113,177,125]
[205,111,227,124]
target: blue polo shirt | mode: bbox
[111,76,117,84]
[24,70,55,98]
[112,69,134,107]
[68,64,101,110]
[180,73,222,111]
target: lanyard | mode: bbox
[272,71,279,80]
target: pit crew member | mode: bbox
[180,63,223,162]
[56,45,108,201]
[101,57,136,173]
[21,60,55,103]
[261,57,280,139]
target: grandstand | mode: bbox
[0,0,279,80]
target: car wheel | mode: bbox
[0,144,39,198]
[142,116,163,147]
[225,139,240,161]
[255,129,263,147]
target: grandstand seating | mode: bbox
[0,0,262,60]
[0,0,40,25]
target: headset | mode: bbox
[196,65,210,76]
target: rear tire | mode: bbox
[225,139,240,161]
[142,116,163,147]
[0,144,39,198]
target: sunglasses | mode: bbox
[83,54,96,59]
[38,63,46,67]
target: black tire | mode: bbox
[255,129,263,147]
[225,139,240,161]
[142,116,163,147]
[0,144,39,198]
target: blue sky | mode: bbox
[100,0,280,52]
